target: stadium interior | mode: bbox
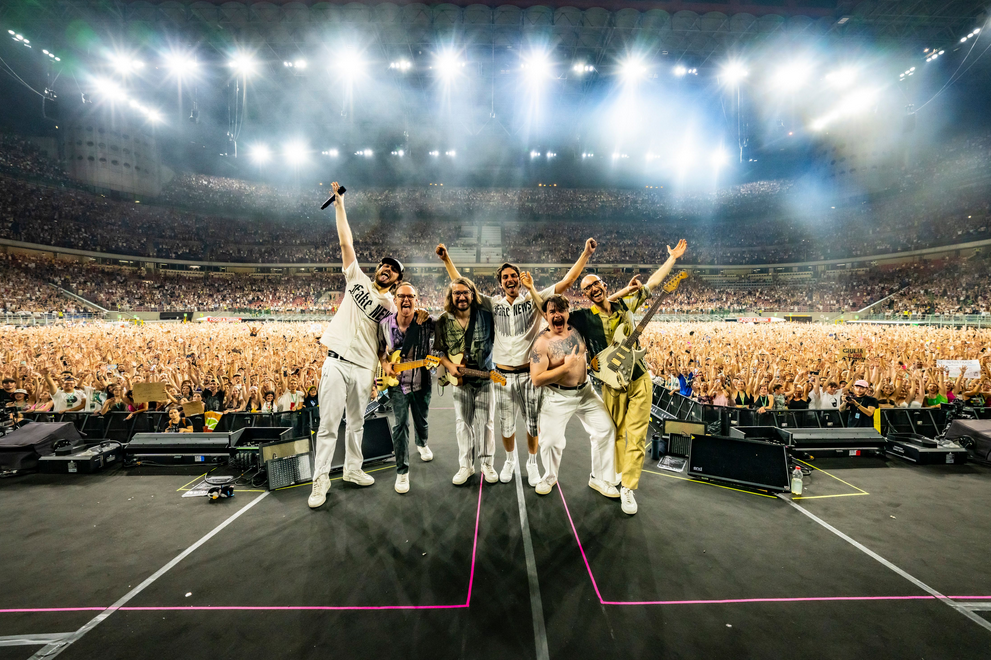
[1,0,991,658]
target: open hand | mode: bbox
[667,239,688,260]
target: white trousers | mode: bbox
[314,356,373,478]
[538,383,617,485]
[453,380,496,470]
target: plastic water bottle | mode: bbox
[791,466,804,496]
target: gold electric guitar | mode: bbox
[376,350,442,389]
[589,271,688,390]
[437,353,508,388]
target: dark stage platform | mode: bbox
[2,389,990,659]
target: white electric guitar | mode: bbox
[589,271,688,390]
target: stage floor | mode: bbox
[2,390,990,659]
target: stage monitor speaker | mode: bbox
[127,431,236,464]
[780,427,885,453]
[688,434,790,492]
[0,422,83,471]
[332,414,394,471]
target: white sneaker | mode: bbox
[307,474,331,508]
[452,466,475,485]
[417,445,434,462]
[481,463,498,484]
[620,487,638,515]
[526,461,541,487]
[589,475,620,499]
[343,470,375,487]
[535,479,555,496]
[395,473,409,494]
[499,459,516,483]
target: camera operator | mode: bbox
[844,379,878,428]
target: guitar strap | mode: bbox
[462,308,477,366]
[399,319,420,360]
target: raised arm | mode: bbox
[520,271,543,311]
[554,238,596,294]
[645,239,688,292]
[435,244,462,281]
[331,182,356,269]
[609,274,644,302]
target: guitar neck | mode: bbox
[624,279,678,348]
[460,368,492,379]
[393,359,431,373]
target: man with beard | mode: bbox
[529,295,618,499]
[309,182,401,510]
[436,238,597,487]
[570,239,688,515]
[434,277,497,486]
[378,283,435,494]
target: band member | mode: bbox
[529,294,618,499]
[570,239,688,515]
[436,238,597,486]
[309,181,401,510]
[379,283,435,494]
[434,277,497,486]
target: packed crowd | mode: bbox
[2,322,988,418]
[1,131,989,266]
[2,250,988,317]
[642,323,991,410]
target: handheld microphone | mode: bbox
[319,186,346,210]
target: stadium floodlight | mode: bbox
[145,109,162,124]
[546,152,556,158]
[390,60,412,71]
[581,152,594,159]
[111,55,145,75]
[825,67,856,88]
[250,144,271,164]
[165,53,198,78]
[711,147,729,167]
[530,150,541,159]
[428,150,440,157]
[522,50,553,85]
[721,61,748,84]
[294,59,307,70]
[619,56,648,82]
[434,50,465,79]
[283,141,308,166]
[94,78,127,102]
[772,62,811,91]
[572,63,594,74]
[363,149,373,157]
[673,65,687,77]
[391,149,405,157]
[446,150,456,158]
[229,52,257,76]
[320,149,339,157]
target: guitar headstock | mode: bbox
[424,355,441,369]
[661,271,688,293]
[490,371,508,387]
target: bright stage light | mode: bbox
[581,152,594,159]
[572,63,594,74]
[339,49,366,73]
[721,61,748,84]
[428,150,440,157]
[446,150,456,157]
[145,110,162,124]
[825,67,856,88]
[321,149,339,157]
[94,78,126,102]
[294,59,307,70]
[546,152,556,158]
[711,147,729,167]
[434,50,465,79]
[250,144,271,164]
[111,55,144,75]
[772,62,811,91]
[229,53,257,75]
[391,149,405,157]
[619,56,648,81]
[283,142,308,166]
[165,53,198,77]
[522,51,553,84]
[530,150,541,159]
[390,60,412,71]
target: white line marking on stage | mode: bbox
[28,492,270,659]
[780,496,991,634]
[960,602,991,612]
[0,633,72,647]
[513,446,550,660]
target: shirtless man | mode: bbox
[528,294,618,499]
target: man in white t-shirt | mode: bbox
[436,237,597,486]
[810,375,843,411]
[309,182,400,510]
[277,377,305,412]
[44,372,87,413]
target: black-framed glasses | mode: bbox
[395,294,416,300]
[582,280,603,293]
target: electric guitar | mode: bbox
[437,353,508,388]
[376,350,442,389]
[589,271,688,391]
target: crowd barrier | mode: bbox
[652,388,991,437]
[17,408,319,443]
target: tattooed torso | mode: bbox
[531,326,588,388]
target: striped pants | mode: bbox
[453,380,496,470]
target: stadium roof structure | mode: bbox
[2,0,987,65]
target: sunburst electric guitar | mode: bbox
[589,271,688,390]
[376,351,442,389]
[437,353,508,388]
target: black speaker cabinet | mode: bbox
[688,434,790,492]
[331,413,394,471]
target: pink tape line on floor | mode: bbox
[556,483,990,608]
[1,480,484,614]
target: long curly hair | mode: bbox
[444,277,479,315]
